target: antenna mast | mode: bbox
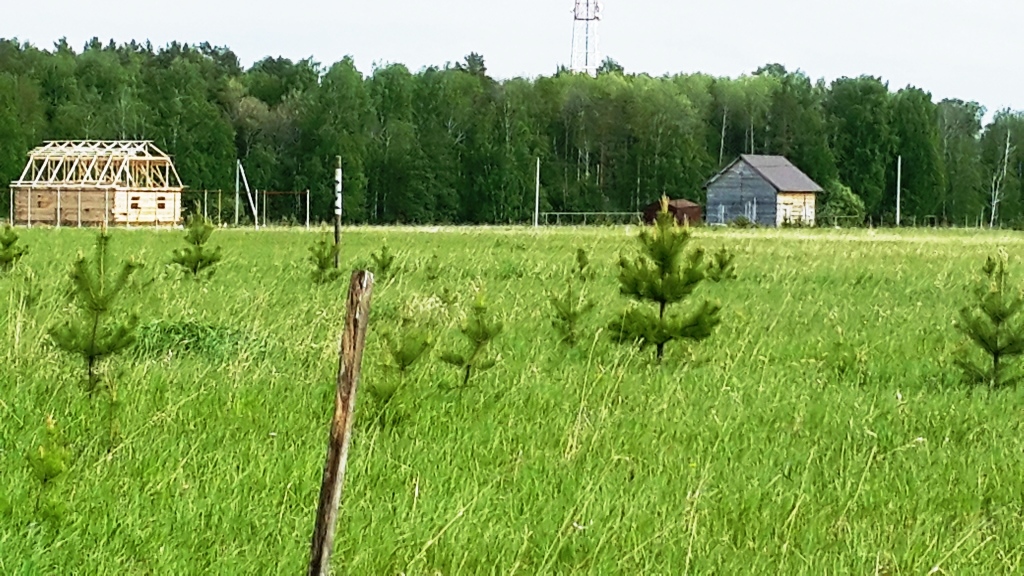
[570,0,602,75]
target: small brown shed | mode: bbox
[642,198,702,226]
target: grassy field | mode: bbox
[2,225,1024,574]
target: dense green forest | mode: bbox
[0,38,1020,226]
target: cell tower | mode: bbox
[570,0,602,76]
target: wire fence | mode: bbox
[539,212,644,226]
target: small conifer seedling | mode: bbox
[0,224,27,272]
[706,247,737,282]
[954,252,1024,388]
[549,248,597,347]
[611,196,722,361]
[440,296,503,387]
[371,243,396,278]
[171,212,222,278]
[573,247,596,282]
[366,307,436,427]
[50,233,141,391]
[27,415,70,519]
[371,321,434,404]
[424,253,441,281]
[387,323,435,375]
[309,235,342,285]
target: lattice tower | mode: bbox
[570,0,603,76]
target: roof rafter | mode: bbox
[11,140,186,191]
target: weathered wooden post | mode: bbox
[308,270,374,576]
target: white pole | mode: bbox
[56,189,61,228]
[306,189,311,229]
[27,191,31,227]
[8,188,12,224]
[534,157,540,227]
[896,155,902,227]
[335,158,343,268]
[234,160,240,227]
[77,190,82,227]
[237,161,257,228]
[204,189,209,221]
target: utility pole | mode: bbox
[896,155,902,227]
[335,156,343,269]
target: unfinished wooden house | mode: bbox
[9,141,184,226]
[704,155,822,227]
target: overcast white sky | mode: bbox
[3,0,1022,115]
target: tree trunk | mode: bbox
[719,107,728,166]
[990,129,1012,228]
[656,301,667,362]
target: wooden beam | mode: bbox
[307,271,375,576]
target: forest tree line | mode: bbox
[0,38,1020,226]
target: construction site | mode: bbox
[9,140,184,227]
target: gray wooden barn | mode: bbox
[704,155,823,227]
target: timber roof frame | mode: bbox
[11,140,185,191]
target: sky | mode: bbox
[3,0,1023,116]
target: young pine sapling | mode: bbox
[706,247,737,282]
[0,224,27,273]
[51,233,141,389]
[611,196,722,362]
[365,308,435,427]
[171,212,222,279]
[26,415,70,520]
[371,243,396,278]
[550,248,597,346]
[50,234,141,449]
[309,235,342,285]
[424,253,441,281]
[440,296,503,387]
[955,252,1024,388]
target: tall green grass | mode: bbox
[2,226,1024,574]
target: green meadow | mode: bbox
[2,226,1024,574]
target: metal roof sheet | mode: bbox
[738,154,823,193]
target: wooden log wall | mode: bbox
[12,189,182,226]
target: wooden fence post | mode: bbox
[307,270,375,576]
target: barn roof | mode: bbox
[642,198,700,210]
[706,155,823,193]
